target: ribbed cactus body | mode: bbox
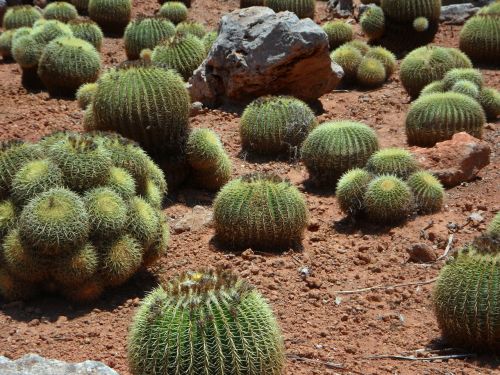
[213,174,308,250]
[202,31,217,54]
[365,148,419,179]
[360,5,385,40]
[330,45,363,80]
[2,6,41,30]
[240,96,317,156]
[175,21,206,38]
[478,87,500,121]
[322,21,353,50]
[76,82,97,109]
[488,212,500,238]
[445,47,473,69]
[336,168,373,215]
[0,30,14,59]
[357,57,386,87]
[88,0,132,32]
[43,2,78,23]
[69,18,104,51]
[71,0,90,13]
[451,80,479,99]
[0,200,16,237]
[266,0,315,19]
[32,20,74,44]
[365,46,396,77]
[52,242,98,286]
[84,187,128,238]
[124,17,175,60]
[128,269,285,375]
[380,0,441,23]
[407,171,444,213]
[442,68,483,90]
[405,92,485,146]
[158,2,188,24]
[101,234,142,286]
[91,65,190,156]
[301,121,379,185]
[419,80,445,97]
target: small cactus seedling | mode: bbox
[412,16,429,32]
[213,173,308,250]
[43,2,79,23]
[478,87,500,121]
[68,17,104,51]
[124,17,176,60]
[360,5,385,40]
[88,0,132,33]
[175,21,206,38]
[407,171,444,213]
[330,45,363,80]
[442,68,483,90]
[322,20,353,50]
[356,57,386,87]
[266,0,315,19]
[301,121,379,185]
[76,82,98,109]
[128,269,285,375]
[240,96,317,156]
[365,148,419,179]
[405,92,485,147]
[158,2,188,24]
[451,80,479,99]
[365,46,396,77]
[2,5,42,30]
[336,168,373,215]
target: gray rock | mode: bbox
[189,6,343,106]
[440,3,480,24]
[0,354,118,375]
[173,205,213,234]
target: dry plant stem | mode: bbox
[366,354,476,361]
[436,234,454,261]
[334,278,438,295]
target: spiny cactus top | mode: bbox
[240,96,317,156]
[175,21,206,38]
[2,5,42,30]
[487,212,500,238]
[322,20,353,50]
[128,269,285,375]
[158,1,188,25]
[266,0,315,19]
[330,44,363,80]
[407,171,444,213]
[124,16,176,60]
[68,17,104,51]
[0,132,169,302]
[365,148,419,179]
[88,0,132,32]
[213,173,308,250]
[43,2,79,23]
[360,5,385,41]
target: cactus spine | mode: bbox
[124,17,175,60]
[265,0,315,19]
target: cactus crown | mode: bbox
[366,148,419,179]
[3,5,42,30]
[43,2,79,23]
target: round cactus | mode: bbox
[90,63,190,156]
[0,30,14,59]
[356,57,387,87]
[412,16,429,32]
[336,168,373,215]
[151,32,205,80]
[330,45,363,80]
[124,17,176,60]
[213,173,308,250]
[451,80,479,99]
[43,2,78,23]
[241,0,265,6]
[71,0,90,13]
[407,171,444,213]
[444,47,473,69]
[363,175,413,223]
[202,30,217,54]
[301,121,379,185]
[400,45,455,98]
[365,46,396,77]
[76,82,97,109]
[442,68,483,91]
[322,20,353,50]
[433,245,500,351]
[52,242,99,287]
[405,92,486,147]
[365,148,419,179]
[343,39,370,55]
[31,19,74,45]
[240,96,317,156]
[88,0,132,33]
[487,212,500,238]
[478,87,500,121]
[0,200,16,237]
[128,269,285,375]
[37,37,101,95]
[68,17,104,51]
[158,2,188,24]
[381,0,441,23]
[360,4,385,40]
[419,80,445,97]
[175,21,206,38]
[266,0,315,19]
[2,5,41,30]
[84,187,128,238]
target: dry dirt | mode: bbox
[0,1,499,374]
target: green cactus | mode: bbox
[71,0,90,13]
[0,267,37,301]
[158,2,188,25]
[12,26,33,41]
[419,80,445,97]
[124,17,176,60]
[76,82,98,109]
[142,213,169,267]
[405,92,486,147]
[407,171,444,213]
[365,148,419,179]
[240,96,317,156]
[43,2,79,23]
[360,5,385,40]
[151,32,206,80]
[364,175,413,223]
[83,105,96,130]
[68,18,104,51]
[32,19,74,44]
[91,63,190,156]
[343,39,370,55]
[442,68,483,90]
[127,196,160,247]
[478,87,500,121]
[330,45,363,80]
[0,30,14,59]
[202,30,217,54]
[400,46,455,98]
[101,234,143,286]
[213,173,308,250]
[322,21,353,50]
[2,6,41,30]
[191,157,232,191]
[433,245,500,351]
[88,0,132,33]
[11,34,43,72]
[266,0,315,19]
[444,47,473,69]
[0,200,16,238]
[356,57,387,87]
[128,269,285,375]
[451,80,479,99]
[241,0,265,6]
[84,187,128,239]
[336,168,373,215]
[412,16,429,32]
[381,0,441,22]
[365,46,396,77]
[175,21,206,38]
[108,166,137,199]
[301,121,379,185]
[487,212,500,238]
[52,242,99,286]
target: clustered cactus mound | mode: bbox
[88,0,132,33]
[240,96,317,156]
[124,16,175,60]
[0,132,169,302]
[2,5,41,30]
[266,0,315,19]
[158,2,188,24]
[213,173,308,250]
[459,2,500,64]
[407,171,444,213]
[322,20,353,50]
[68,17,104,51]
[128,269,285,375]
[301,121,379,185]
[43,2,79,23]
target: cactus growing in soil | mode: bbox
[90,63,190,156]
[330,45,363,80]
[2,6,41,30]
[240,96,317,156]
[336,168,373,215]
[301,121,379,185]
[266,0,315,19]
[0,30,14,59]
[407,171,444,213]
[43,2,79,23]
[478,87,500,121]
[37,37,101,96]
[360,4,385,40]
[128,269,285,375]
[88,0,132,33]
[69,18,104,51]
[365,46,396,77]
[405,92,486,147]
[365,148,419,179]
[356,57,387,87]
[158,2,188,24]
[76,82,97,109]
[363,175,413,223]
[488,212,500,238]
[124,17,175,60]
[442,68,483,90]
[322,21,353,50]
[151,32,205,80]
[451,80,479,99]
[175,21,206,38]
[213,173,308,250]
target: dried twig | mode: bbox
[436,234,454,261]
[366,353,475,361]
[333,278,437,295]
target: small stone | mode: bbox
[306,277,323,289]
[407,243,437,263]
[241,249,255,260]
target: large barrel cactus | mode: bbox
[2,5,41,30]
[68,17,104,51]
[88,0,131,33]
[158,2,188,24]
[43,2,79,23]
[213,173,308,250]
[0,132,169,302]
[128,269,285,375]
[124,17,176,60]
[266,0,315,19]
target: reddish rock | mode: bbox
[411,132,491,187]
[407,243,437,263]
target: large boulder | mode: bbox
[0,354,118,375]
[189,6,343,106]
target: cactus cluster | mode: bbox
[266,0,315,19]
[128,269,285,375]
[43,2,79,23]
[213,173,308,250]
[322,21,353,50]
[158,2,188,24]
[124,17,176,60]
[88,0,132,33]
[240,96,317,156]
[175,21,205,38]
[2,5,41,30]
[0,132,169,302]
[68,17,104,51]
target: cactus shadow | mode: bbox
[332,215,405,235]
[208,235,304,255]
[0,270,159,323]
[164,187,216,209]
